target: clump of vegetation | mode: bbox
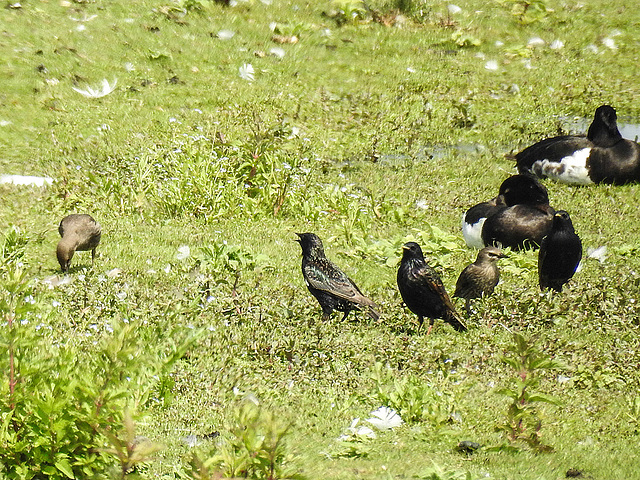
[495,333,566,452]
[188,400,305,479]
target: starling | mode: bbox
[538,210,582,292]
[397,242,466,333]
[454,246,507,315]
[295,233,380,321]
[57,214,102,272]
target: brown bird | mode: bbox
[57,214,102,272]
[397,242,466,334]
[454,246,507,315]
[296,233,380,321]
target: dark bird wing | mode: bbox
[303,259,379,313]
[411,263,467,331]
[454,264,478,299]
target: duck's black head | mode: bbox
[588,105,622,147]
[499,174,549,206]
[295,232,325,258]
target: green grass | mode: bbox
[2,0,640,478]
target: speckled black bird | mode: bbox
[462,174,549,249]
[454,246,507,315]
[296,233,380,321]
[57,214,102,272]
[538,211,582,292]
[516,105,640,185]
[397,242,466,334]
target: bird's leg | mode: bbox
[341,310,350,322]
[416,316,424,333]
[91,247,96,266]
[425,318,435,336]
[465,298,472,317]
[322,311,331,322]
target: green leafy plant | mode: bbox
[495,333,566,451]
[189,400,306,479]
[418,461,473,480]
[502,0,552,24]
[369,362,458,428]
[102,409,163,479]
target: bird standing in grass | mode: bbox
[454,246,507,315]
[57,214,102,272]
[397,242,466,333]
[296,233,380,321]
[538,211,582,292]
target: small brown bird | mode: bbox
[397,242,466,334]
[57,214,102,272]
[296,233,380,321]
[454,246,507,315]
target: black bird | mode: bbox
[397,242,466,333]
[462,174,549,249]
[516,105,640,185]
[480,175,554,251]
[462,194,507,249]
[538,211,582,292]
[57,214,102,272]
[296,233,380,321]
[454,246,507,315]
[481,203,555,251]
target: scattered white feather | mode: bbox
[0,174,53,187]
[269,47,285,59]
[587,246,608,264]
[72,79,118,98]
[602,37,617,51]
[42,275,74,288]
[484,60,499,71]
[527,36,545,47]
[239,63,255,81]
[447,4,462,14]
[550,39,564,50]
[366,406,403,430]
[217,29,235,40]
[177,245,191,261]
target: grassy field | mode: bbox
[2,0,640,478]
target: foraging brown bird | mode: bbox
[295,233,380,321]
[57,214,102,272]
[397,242,466,334]
[454,246,507,315]
[538,211,582,292]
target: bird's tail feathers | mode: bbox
[367,305,381,322]
[446,309,467,332]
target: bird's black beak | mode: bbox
[294,233,302,243]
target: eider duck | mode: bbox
[516,105,640,185]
